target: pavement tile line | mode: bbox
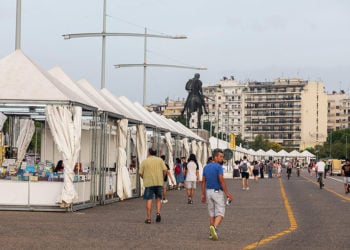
[301,175,350,202]
[242,178,298,250]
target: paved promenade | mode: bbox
[0,175,297,250]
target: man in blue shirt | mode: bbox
[201,148,233,240]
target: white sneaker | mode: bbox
[242,187,246,190]
[246,187,250,190]
[162,199,168,204]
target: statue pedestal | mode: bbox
[190,129,209,141]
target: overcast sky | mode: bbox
[1,0,349,104]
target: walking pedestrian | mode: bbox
[174,158,185,190]
[276,161,282,178]
[259,160,265,179]
[341,159,350,194]
[240,156,250,190]
[201,148,233,241]
[233,160,240,178]
[267,160,273,178]
[184,153,199,204]
[139,148,167,224]
[253,160,259,181]
[160,155,175,204]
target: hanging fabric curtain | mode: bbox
[191,140,198,155]
[136,124,147,194]
[196,141,203,181]
[0,112,7,131]
[136,125,147,163]
[202,142,208,165]
[46,105,82,207]
[164,132,176,186]
[116,119,132,200]
[182,138,189,159]
[207,143,212,160]
[15,119,35,165]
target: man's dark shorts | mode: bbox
[241,172,249,179]
[143,186,163,200]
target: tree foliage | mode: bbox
[311,128,350,159]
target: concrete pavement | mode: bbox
[0,175,296,250]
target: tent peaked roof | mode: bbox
[256,149,266,156]
[48,66,98,109]
[289,150,301,158]
[117,96,161,128]
[277,149,289,157]
[100,89,141,123]
[266,149,277,156]
[0,50,79,103]
[76,79,121,116]
[301,150,316,157]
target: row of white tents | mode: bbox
[0,50,209,211]
[210,137,316,163]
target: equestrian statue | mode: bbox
[181,73,208,128]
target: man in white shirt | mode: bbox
[316,159,326,186]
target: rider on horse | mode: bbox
[182,73,208,127]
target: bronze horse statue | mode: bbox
[182,73,208,128]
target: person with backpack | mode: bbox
[174,158,184,190]
[240,156,250,190]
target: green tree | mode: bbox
[267,141,282,152]
[317,128,350,159]
[250,134,269,151]
[235,134,244,147]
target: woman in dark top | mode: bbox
[54,160,64,173]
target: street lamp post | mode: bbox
[216,86,222,148]
[62,0,190,92]
[346,136,348,159]
[15,0,21,50]
[329,130,332,158]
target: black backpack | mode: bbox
[241,162,248,172]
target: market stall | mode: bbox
[0,50,99,211]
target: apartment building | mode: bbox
[202,78,327,150]
[327,91,350,132]
[161,98,185,119]
[202,78,246,140]
[148,98,185,120]
[243,78,327,150]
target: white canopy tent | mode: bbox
[289,150,302,158]
[0,50,88,105]
[266,149,278,158]
[100,89,142,124]
[48,67,99,110]
[76,79,121,116]
[301,150,316,163]
[0,50,99,210]
[277,149,289,158]
[256,149,266,158]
